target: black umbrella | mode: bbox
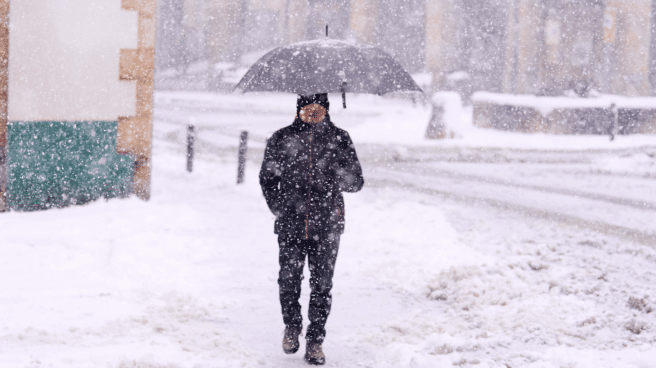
[234,38,422,108]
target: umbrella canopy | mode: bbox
[234,39,422,96]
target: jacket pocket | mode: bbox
[274,218,282,234]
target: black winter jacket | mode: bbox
[259,115,364,239]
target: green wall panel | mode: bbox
[7,121,133,211]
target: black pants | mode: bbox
[278,233,340,344]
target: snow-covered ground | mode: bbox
[2,92,656,367]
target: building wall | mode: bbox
[285,0,309,44]
[242,0,282,55]
[118,0,157,200]
[425,0,460,90]
[206,0,246,64]
[9,0,137,121]
[156,0,186,70]
[160,0,654,100]
[537,1,605,96]
[605,0,652,96]
[1,0,155,211]
[460,0,507,94]
[306,0,350,40]
[501,0,652,97]
[377,0,425,73]
[350,0,379,45]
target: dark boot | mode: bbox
[304,341,325,365]
[282,326,301,354]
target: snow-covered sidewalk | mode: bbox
[2,92,656,367]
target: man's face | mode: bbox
[299,104,327,124]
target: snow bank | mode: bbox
[347,189,492,294]
[593,152,656,177]
[361,248,656,368]
[432,91,465,138]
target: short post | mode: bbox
[237,131,248,184]
[187,125,195,172]
[609,103,618,141]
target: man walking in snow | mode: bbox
[259,94,364,365]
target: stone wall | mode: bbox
[473,93,656,135]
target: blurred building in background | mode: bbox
[156,0,656,100]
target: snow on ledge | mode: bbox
[472,91,656,117]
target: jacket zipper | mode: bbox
[305,131,313,240]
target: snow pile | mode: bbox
[342,95,431,145]
[359,231,656,368]
[425,263,604,340]
[363,257,656,367]
[593,152,656,177]
[411,72,432,91]
[432,91,465,138]
[346,190,491,294]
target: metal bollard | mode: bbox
[237,131,248,184]
[187,125,195,172]
[609,103,618,141]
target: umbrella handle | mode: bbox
[341,81,347,109]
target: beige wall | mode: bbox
[204,0,307,63]
[182,0,205,29]
[206,0,245,65]
[503,0,541,94]
[118,0,157,200]
[505,0,652,97]
[425,0,459,90]
[249,0,285,10]
[536,1,601,96]
[285,0,308,44]
[606,0,652,96]
[516,0,541,94]
[349,0,379,45]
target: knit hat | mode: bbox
[297,93,329,113]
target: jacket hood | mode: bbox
[297,93,330,112]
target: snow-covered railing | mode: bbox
[472,92,656,135]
